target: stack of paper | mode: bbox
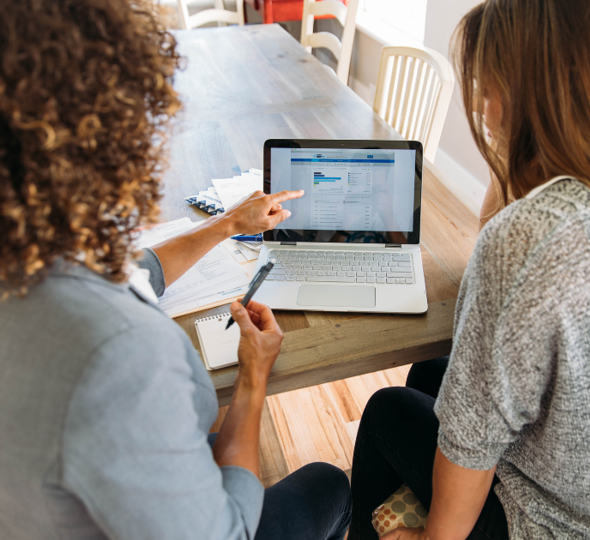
[184,187,225,215]
[134,218,251,318]
[234,240,262,261]
[184,168,263,216]
[212,168,263,210]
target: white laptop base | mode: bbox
[254,243,427,314]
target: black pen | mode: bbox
[225,261,274,330]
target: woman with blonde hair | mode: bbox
[0,1,352,539]
[350,0,590,539]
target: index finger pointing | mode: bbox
[268,190,304,205]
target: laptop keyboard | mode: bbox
[265,250,414,284]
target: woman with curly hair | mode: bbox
[0,1,351,539]
[349,0,590,539]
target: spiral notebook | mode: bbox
[195,312,240,370]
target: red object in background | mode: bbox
[244,0,347,25]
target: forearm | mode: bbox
[151,214,236,287]
[150,189,303,288]
[424,448,496,540]
[212,371,267,477]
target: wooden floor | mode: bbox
[211,364,412,488]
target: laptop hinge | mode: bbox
[280,241,297,246]
[385,244,402,249]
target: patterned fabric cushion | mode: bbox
[372,484,428,536]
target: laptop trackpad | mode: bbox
[297,284,376,308]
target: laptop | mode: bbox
[253,139,428,314]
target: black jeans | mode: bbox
[349,357,509,540]
[207,434,352,540]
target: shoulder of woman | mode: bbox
[474,179,588,267]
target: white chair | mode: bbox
[177,0,245,29]
[373,45,455,163]
[300,0,360,85]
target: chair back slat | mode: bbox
[389,56,407,131]
[383,55,400,126]
[408,61,429,140]
[411,63,432,140]
[306,32,343,61]
[399,57,420,137]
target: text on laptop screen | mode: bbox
[268,148,416,243]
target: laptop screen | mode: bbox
[263,140,422,244]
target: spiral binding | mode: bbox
[196,313,231,323]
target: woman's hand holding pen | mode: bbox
[219,189,304,236]
[213,300,283,476]
[230,300,283,386]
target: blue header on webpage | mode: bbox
[291,158,395,163]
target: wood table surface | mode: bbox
[162,24,479,406]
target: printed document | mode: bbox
[135,218,250,317]
[212,170,263,210]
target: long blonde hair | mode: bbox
[454,0,590,208]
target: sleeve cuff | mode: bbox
[437,430,504,471]
[137,248,166,297]
[220,466,265,538]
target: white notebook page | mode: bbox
[195,313,240,370]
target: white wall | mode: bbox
[423,0,489,192]
[349,28,385,104]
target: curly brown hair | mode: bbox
[0,0,181,295]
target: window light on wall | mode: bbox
[363,0,427,43]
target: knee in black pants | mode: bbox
[255,462,352,540]
[290,462,352,529]
[289,462,351,502]
[406,356,449,399]
[360,386,434,436]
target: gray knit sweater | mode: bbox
[434,177,590,539]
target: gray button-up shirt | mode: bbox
[0,249,264,540]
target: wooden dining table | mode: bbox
[162,24,479,407]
